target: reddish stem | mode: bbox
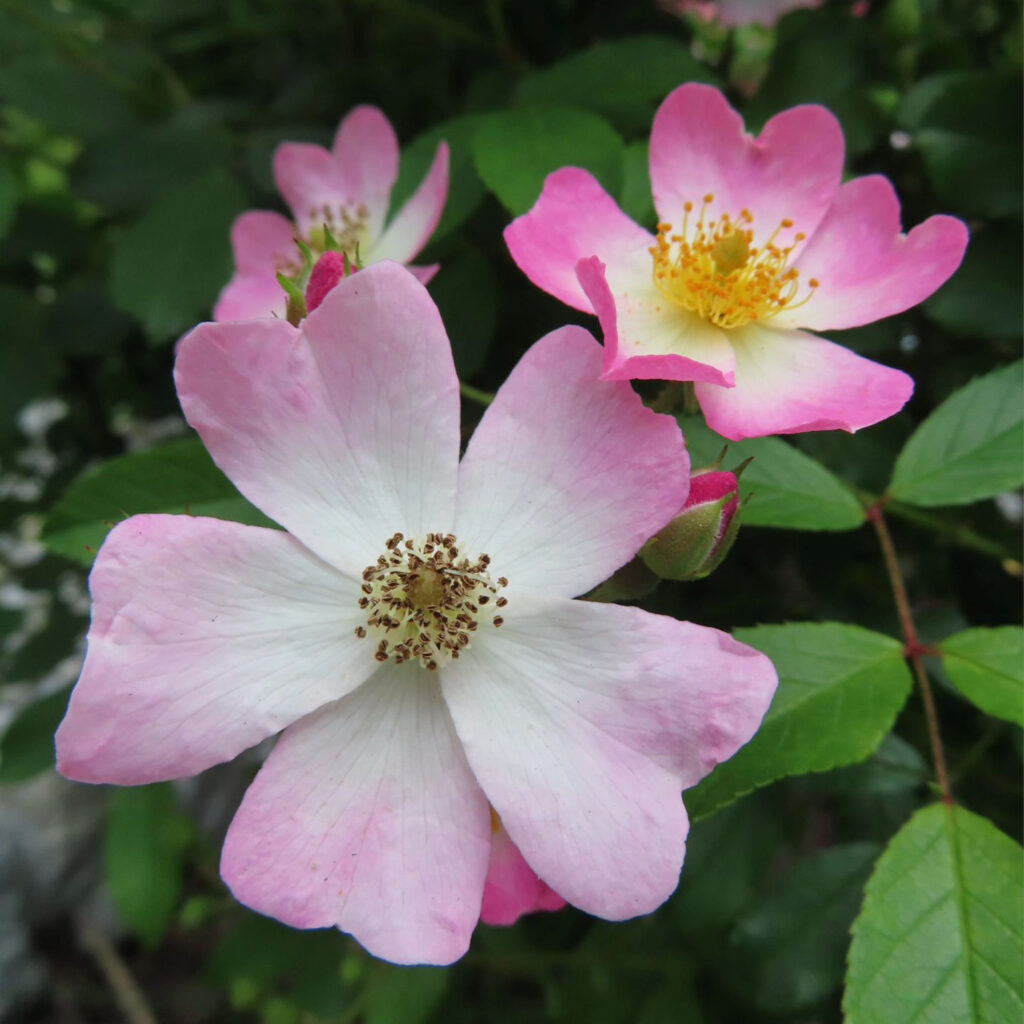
[868,501,954,805]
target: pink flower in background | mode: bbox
[56,262,776,965]
[666,0,823,27]
[215,106,448,321]
[505,84,968,441]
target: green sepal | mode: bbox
[640,488,738,581]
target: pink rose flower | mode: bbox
[56,262,776,966]
[504,84,968,441]
[215,106,448,321]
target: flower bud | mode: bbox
[640,468,741,581]
[306,251,350,312]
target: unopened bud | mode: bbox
[640,468,742,581]
[306,251,350,312]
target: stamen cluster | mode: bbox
[356,532,507,671]
[277,202,370,276]
[649,194,818,330]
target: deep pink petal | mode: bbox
[696,324,914,439]
[504,167,654,312]
[454,324,689,599]
[649,84,844,251]
[371,142,449,264]
[214,211,297,321]
[441,597,776,919]
[576,255,736,385]
[56,516,375,785]
[480,822,566,927]
[176,263,461,577]
[221,668,491,966]
[778,175,969,331]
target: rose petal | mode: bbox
[221,666,491,966]
[777,174,969,331]
[214,211,296,321]
[504,167,654,313]
[176,263,461,576]
[371,142,449,265]
[274,107,400,240]
[454,324,689,598]
[441,595,777,919]
[480,821,566,926]
[576,255,736,385]
[650,83,844,251]
[696,323,914,439]
[56,516,375,785]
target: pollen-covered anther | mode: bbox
[649,196,818,330]
[355,532,507,670]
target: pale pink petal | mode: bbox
[221,666,491,966]
[407,263,440,285]
[330,105,401,239]
[775,175,969,331]
[454,325,689,599]
[696,323,914,439]
[649,84,844,252]
[504,167,655,312]
[480,822,566,926]
[576,255,736,385]
[370,142,449,265]
[441,597,776,919]
[176,263,460,577]
[214,211,296,321]
[274,107,399,239]
[56,515,376,785]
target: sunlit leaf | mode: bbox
[845,804,1024,1023]
[889,361,1024,507]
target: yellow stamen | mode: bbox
[649,203,818,330]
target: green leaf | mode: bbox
[428,248,497,379]
[76,108,233,216]
[889,361,1024,507]
[680,416,865,531]
[0,54,137,140]
[727,843,880,1014]
[746,12,882,155]
[365,964,449,1024]
[685,623,913,819]
[391,115,485,243]
[845,804,1024,1024]
[900,71,1022,219]
[105,783,194,947]
[0,154,18,240]
[0,687,70,782]
[940,627,1024,726]
[0,285,53,436]
[472,106,625,216]
[513,36,717,135]
[42,437,275,567]
[109,168,246,342]
[925,225,1023,340]
[672,792,782,935]
[620,141,655,228]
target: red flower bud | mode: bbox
[640,468,742,581]
[306,251,350,312]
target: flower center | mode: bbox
[355,532,507,671]
[649,194,819,330]
[305,201,369,257]
[276,202,370,276]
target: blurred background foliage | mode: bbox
[0,0,1020,1021]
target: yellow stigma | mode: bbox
[649,196,818,330]
[355,532,508,671]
